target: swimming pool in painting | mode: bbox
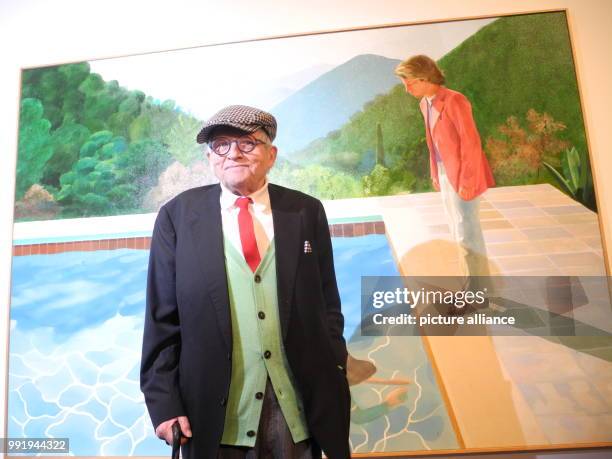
[8,233,458,455]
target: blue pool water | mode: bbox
[9,234,457,455]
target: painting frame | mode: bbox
[7,7,612,457]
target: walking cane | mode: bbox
[171,421,182,459]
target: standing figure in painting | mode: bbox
[395,55,495,291]
[140,105,351,458]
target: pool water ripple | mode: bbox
[9,235,457,455]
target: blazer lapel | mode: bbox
[430,87,449,133]
[269,184,301,341]
[429,104,441,131]
[189,184,232,352]
[420,96,441,134]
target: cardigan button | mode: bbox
[255,391,264,400]
[258,311,266,320]
[263,350,272,359]
[247,430,256,437]
[254,274,261,283]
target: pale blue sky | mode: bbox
[90,17,496,120]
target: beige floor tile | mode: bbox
[564,223,604,238]
[426,224,451,236]
[485,185,524,194]
[379,195,436,208]
[484,229,530,243]
[492,200,536,209]
[548,252,604,268]
[567,380,610,415]
[575,348,612,376]
[569,307,612,334]
[537,413,612,443]
[504,267,563,276]
[591,379,612,407]
[482,220,514,230]
[494,255,556,271]
[510,216,560,228]
[521,227,573,240]
[487,241,534,257]
[515,184,557,192]
[529,238,592,254]
[559,265,608,276]
[542,205,592,216]
[554,213,600,225]
[410,196,443,206]
[528,195,577,206]
[417,213,449,225]
[480,209,504,220]
[480,201,495,210]
[531,382,581,415]
[500,349,585,383]
[483,189,526,199]
[579,236,605,251]
[525,187,569,195]
[499,207,547,218]
[493,335,566,355]
[416,205,446,214]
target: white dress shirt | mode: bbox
[219,180,274,258]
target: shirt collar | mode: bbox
[219,179,271,212]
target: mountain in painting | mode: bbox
[270,53,400,156]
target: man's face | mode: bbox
[207,127,278,196]
[401,77,428,98]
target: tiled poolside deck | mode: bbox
[366,184,612,451]
[369,183,607,277]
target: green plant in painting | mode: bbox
[376,122,385,166]
[486,109,570,186]
[56,131,172,216]
[269,162,362,200]
[16,62,204,220]
[543,147,596,211]
[16,98,54,198]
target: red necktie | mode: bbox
[235,197,261,272]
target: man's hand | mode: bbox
[156,416,192,445]
[458,185,474,200]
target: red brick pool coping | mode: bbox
[12,221,386,256]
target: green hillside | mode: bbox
[15,62,204,220]
[292,11,590,201]
[441,12,586,157]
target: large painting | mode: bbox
[9,10,612,457]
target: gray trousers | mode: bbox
[217,379,317,459]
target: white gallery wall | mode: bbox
[1,0,611,444]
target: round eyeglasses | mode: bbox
[208,137,268,156]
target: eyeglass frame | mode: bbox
[207,135,269,156]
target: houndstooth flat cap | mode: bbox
[196,105,277,144]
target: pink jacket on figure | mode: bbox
[419,86,495,200]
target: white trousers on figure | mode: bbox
[437,162,490,280]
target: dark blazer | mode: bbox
[140,183,351,459]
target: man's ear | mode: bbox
[269,145,278,164]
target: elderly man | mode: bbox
[140,105,351,459]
